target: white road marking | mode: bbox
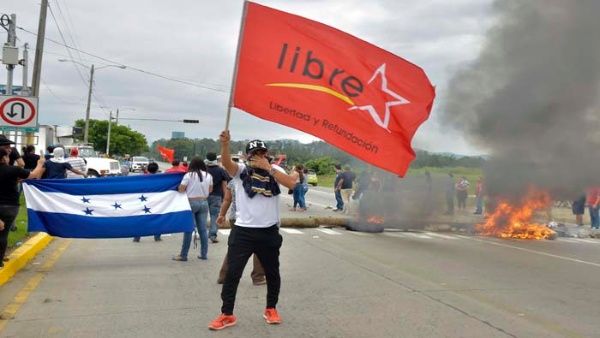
[405,233,433,239]
[347,231,369,236]
[218,229,231,236]
[469,237,600,268]
[281,228,304,234]
[382,232,407,238]
[317,228,342,235]
[425,232,459,240]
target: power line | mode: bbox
[47,1,89,87]
[53,0,87,67]
[16,25,229,93]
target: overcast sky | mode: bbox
[2,0,493,155]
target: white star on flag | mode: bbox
[349,63,410,132]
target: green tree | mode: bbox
[75,119,149,156]
[305,156,337,175]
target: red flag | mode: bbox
[157,145,174,163]
[233,2,435,176]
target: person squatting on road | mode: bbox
[216,163,266,286]
[208,130,297,331]
[0,147,45,268]
[173,157,213,261]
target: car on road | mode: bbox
[307,169,318,186]
[130,156,150,172]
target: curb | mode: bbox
[0,233,53,286]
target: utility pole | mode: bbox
[106,111,112,156]
[31,0,48,97]
[20,43,30,96]
[83,64,94,143]
[115,108,119,125]
[3,14,17,95]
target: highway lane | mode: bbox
[1,226,599,337]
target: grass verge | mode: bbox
[7,195,29,249]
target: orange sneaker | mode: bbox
[263,308,282,324]
[208,313,237,330]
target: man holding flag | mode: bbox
[208,131,296,330]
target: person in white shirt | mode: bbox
[173,157,213,261]
[208,131,297,331]
[65,148,87,179]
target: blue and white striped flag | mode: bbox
[23,174,195,238]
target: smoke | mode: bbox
[442,0,600,199]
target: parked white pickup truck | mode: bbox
[64,145,122,177]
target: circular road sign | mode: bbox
[0,97,37,126]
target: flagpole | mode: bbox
[225,0,249,131]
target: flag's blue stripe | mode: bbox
[24,173,185,195]
[27,209,195,239]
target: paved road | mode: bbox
[1,226,600,337]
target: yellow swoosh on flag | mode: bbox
[266,83,355,105]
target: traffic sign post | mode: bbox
[0,95,38,129]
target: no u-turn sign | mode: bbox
[0,96,38,128]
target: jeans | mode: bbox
[590,206,600,229]
[221,224,282,315]
[475,195,483,214]
[335,189,344,210]
[0,205,19,264]
[180,199,209,259]
[293,184,306,209]
[208,195,222,240]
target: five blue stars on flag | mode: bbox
[82,194,151,215]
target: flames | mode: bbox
[366,216,385,224]
[476,189,556,240]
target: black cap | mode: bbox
[0,135,16,146]
[206,152,217,161]
[245,140,268,154]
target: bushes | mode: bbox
[305,156,337,175]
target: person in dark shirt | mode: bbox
[333,164,344,212]
[0,135,24,168]
[22,145,40,170]
[44,148,86,179]
[205,152,231,243]
[336,165,356,214]
[0,147,45,267]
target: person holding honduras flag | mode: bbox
[22,172,195,239]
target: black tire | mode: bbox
[87,170,100,178]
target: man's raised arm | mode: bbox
[219,130,237,177]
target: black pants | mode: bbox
[0,205,19,264]
[221,224,283,315]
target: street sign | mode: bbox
[0,95,38,128]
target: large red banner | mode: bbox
[233,2,435,176]
[157,145,174,163]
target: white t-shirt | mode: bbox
[181,171,213,198]
[233,163,285,228]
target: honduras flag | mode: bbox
[22,174,195,238]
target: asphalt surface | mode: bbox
[1,223,600,337]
